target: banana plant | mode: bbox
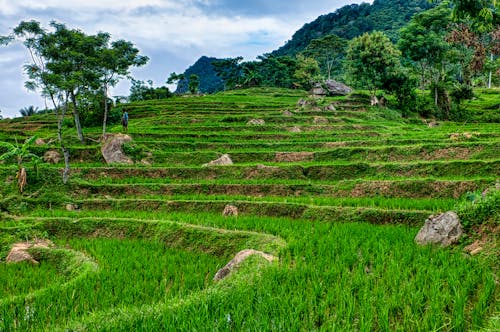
[0,136,41,193]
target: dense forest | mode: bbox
[272,0,434,56]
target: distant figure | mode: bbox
[122,109,129,132]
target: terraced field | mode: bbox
[0,87,498,331]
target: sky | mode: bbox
[0,0,368,118]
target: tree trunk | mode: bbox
[102,84,108,137]
[60,97,71,184]
[488,53,493,89]
[70,91,84,143]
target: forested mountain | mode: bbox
[177,0,435,93]
[272,0,434,56]
[175,56,224,94]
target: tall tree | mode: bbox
[301,34,348,80]
[345,31,401,99]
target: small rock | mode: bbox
[450,133,460,141]
[463,132,473,139]
[43,150,61,164]
[213,249,276,281]
[247,119,266,126]
[415,211,463,247]
[313,116,329,124]
[66,203,79,211]
[325,104,336,111]
[203,154,233,167]
[282,110,294,117]
[288,126,302,133]
[222,204,238,216]
[35,138,46,146]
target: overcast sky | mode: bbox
[0,0,368,118]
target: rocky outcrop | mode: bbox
[324,79,353,96]
[43,150,61,164]
[223,204,239,216]
[6,239,54,264]
[101,134,133,165]
[415,211,463,247]
[202,154,233,167]
[213,249,277,281]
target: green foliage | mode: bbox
[129,79,172,102]
[188,74,200,94]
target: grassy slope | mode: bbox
[0,87,498,330]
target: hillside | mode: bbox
[272,0,434,56]
[0,88,498,330]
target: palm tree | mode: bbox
[0,136,41,192]
[19,105,39,117]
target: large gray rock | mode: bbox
[415,211,463,247]
[311,83,327,97]
[101,134,133,165]
[324,79,353,96]
[213,249,276,281]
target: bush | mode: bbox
[456,187,499,230]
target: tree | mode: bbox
[301,34,348,80]
[212,57,244,90]
[167,72,185,86]
[398,4,453,90]
[96,38,148,136]
[188,74,200,94]
[293,55,321,90]
[345,31,401,99]
[0,136,41,193]
[19,106,39,117]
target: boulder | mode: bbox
[324,80,353,96]
[202,154,233,167]
[282,110,294,117]
[101,134,133,165]
[66,203,79,211]
[6,239,54,264]
[213,249,277,281]
[247,118,266,126]
[222,204,239,216]
[415,211,463,247]
[43,150,61,164]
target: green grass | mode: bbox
[0,87,498,330]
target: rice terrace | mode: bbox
[0,0,499,331]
